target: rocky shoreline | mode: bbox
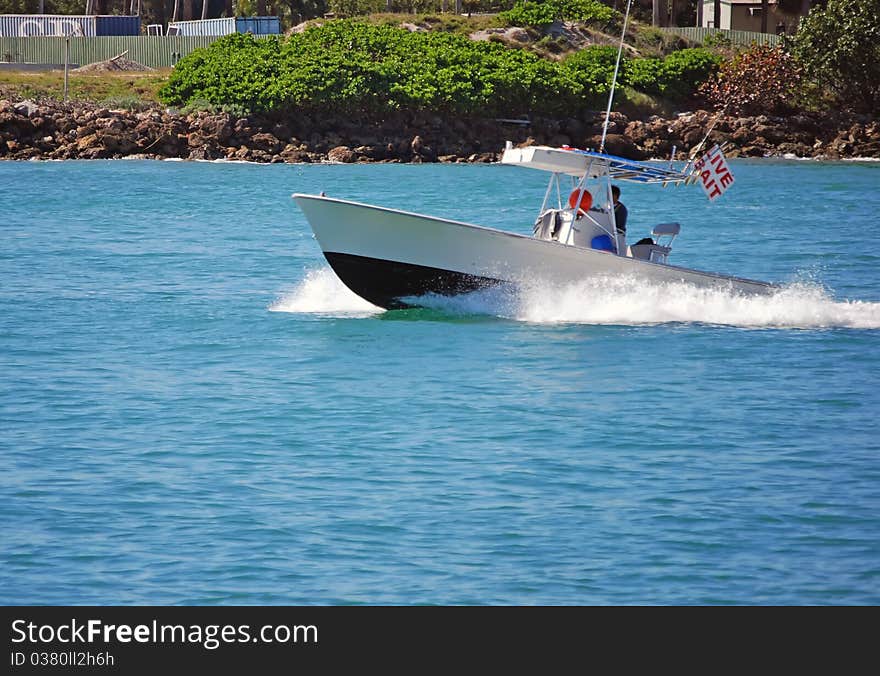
[1,98,878,163]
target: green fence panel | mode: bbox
[0,35,240,69]
[658,27,780,47]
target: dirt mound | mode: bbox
[73,54,153,73]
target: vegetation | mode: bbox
[499,0,614,29]
[160,23,581,117]
[627,47,720,100]
[792,0,880,114]
[159,20,718,118]
[7,1,874,119]
[699,44,801,116]
[0,69,167,105]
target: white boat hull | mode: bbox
[294,194,774,309]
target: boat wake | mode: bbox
[273,266,880,329]
[512,276,880,329]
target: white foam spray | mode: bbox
[273,267,880,329]
[513,276,880,329]
[270,267,383,317]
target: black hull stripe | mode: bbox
[323,252,503,309]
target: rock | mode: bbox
[468,152,496,163]
[249,149,272,162]
[588,133,645,160]
[187,131,207,148]
[739,145,765,157]
[0,99,875,163]
[272,123,292,142]
[355,144,385,160]
[731,126,754,143]
[411,135,436,162]
[13,100,39,118]
[280,148,312,163]
[76,133,100,152]
[470,27,531,43]
[249,132,282,153]
[624,121,648,145]
[327,145,356,163]
[188,145,222,161]
[199,115,233,143]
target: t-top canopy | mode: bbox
[501,145,691,184]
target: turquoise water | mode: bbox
[2,159,879,605]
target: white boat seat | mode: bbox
[629,243,672,263]
[652,222,681,237]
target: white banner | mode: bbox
[693,145,735,201]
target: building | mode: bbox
[698,0,812,34]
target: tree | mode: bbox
[793,0,880,113]
[700,44,802,115]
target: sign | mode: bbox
[692,145,735,201]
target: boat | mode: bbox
[292,144,774,309]
[292,0,775,310]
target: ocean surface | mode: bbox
[1,158,879,605]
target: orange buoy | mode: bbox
[568,188,593,213]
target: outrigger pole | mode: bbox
[682,102,731,180]
[599,0,634,154]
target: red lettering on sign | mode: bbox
[719,171,734,188]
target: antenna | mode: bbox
[599,0,634,154]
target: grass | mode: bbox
[0,69,169,105]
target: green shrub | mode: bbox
[159,20,720,119]
[561,45,621,101]
[160,22,585,117]
[625,47,720,100]
[500,0,614,30]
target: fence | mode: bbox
[0,35,233,69]
[658,26,781,47]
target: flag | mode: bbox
[692,145,735,201]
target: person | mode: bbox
[611,184,627,255]
[611,185,627,236]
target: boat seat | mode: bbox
[629,243,672,263]
[652,222,681,237]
